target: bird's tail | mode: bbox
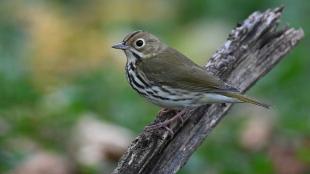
[222,92,270,109]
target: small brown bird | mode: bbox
[112,31,269,129]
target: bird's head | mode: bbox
[112,31,166,62]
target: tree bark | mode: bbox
[112,7,304,174]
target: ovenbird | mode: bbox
[112,31,269,129]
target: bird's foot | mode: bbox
[144,110,186,134]
[157,108,177,118]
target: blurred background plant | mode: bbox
[0,0,309,174]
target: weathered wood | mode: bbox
[112,7,304,174]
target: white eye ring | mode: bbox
[135,38,145,48]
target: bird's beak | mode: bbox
[112,42,129,50]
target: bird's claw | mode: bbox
[158,108,176,118]
[144,109,186,135]
[144,123,174,136]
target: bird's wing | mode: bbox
[138,48,239,93]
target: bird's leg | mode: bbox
[157,108,176,118]
[144,110,186,132]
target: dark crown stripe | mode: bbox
[123,30,143,42]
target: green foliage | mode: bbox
[0,0,309,173]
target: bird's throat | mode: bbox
[125,50,142,66]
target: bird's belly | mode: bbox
[125,69,200,108]
[141,86,202,109]
[147,96,195,109]
[200,93,239,103]
[146,91,239,109]
[125,68,238,108]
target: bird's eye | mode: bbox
[135,39,145,48]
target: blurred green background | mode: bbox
[0,0,309,174]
